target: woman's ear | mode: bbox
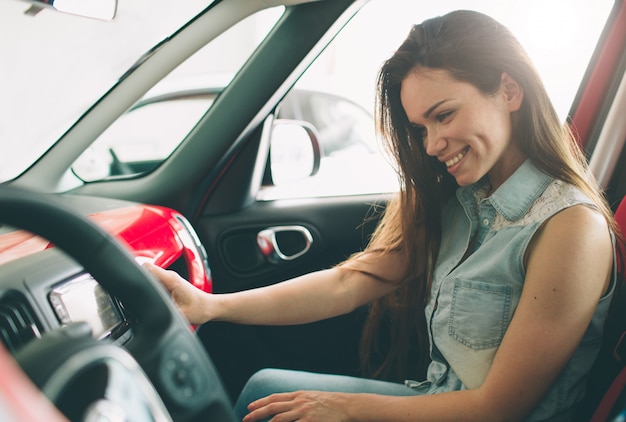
[501,72,524,112]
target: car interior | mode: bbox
[0,0,625,420]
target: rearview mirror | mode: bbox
[21,0,117,20]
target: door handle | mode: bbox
[256,225,313,263]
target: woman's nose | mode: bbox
[424,130,446,156]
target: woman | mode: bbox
[147,10,617,421]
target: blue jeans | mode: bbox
[234,368,422,420]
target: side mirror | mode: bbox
[20,0,117,20]
[269,119,323,186]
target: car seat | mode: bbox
[583,198,626,421]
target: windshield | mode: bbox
[0,0,213,182]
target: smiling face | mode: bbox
[400,68,526,191]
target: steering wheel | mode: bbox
[0,184,235,422]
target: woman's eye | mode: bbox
[436,110,454,122]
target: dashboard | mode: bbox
[0,194,212,355]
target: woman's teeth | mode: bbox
[446,149,467,167]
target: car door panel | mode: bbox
[197,193,387,293]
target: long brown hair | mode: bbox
[347,10,618,382]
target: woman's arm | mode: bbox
[144,249,406,326]
[244,204,614,421]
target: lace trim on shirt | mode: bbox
[490,180,592,232]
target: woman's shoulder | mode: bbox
[524,179,595,223]
[526,180,612,273]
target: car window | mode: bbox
[72,7,284,182]
[257,0,614,200]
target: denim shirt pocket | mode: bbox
[448,279,513,350]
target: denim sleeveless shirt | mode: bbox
[408,160,615,421]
